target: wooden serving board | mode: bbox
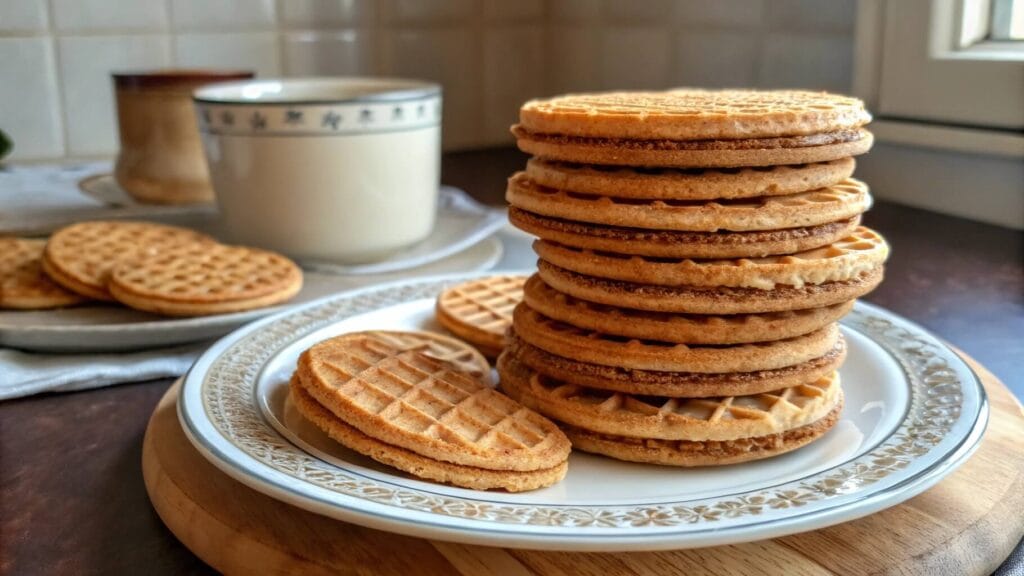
[142,355,1024,576]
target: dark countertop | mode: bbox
[2,148,1022,575]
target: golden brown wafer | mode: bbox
[498,352,842,441]
[0,238,89,310]
[42,220,213,301]
[108,242,302,316]
[325,330,492,381]
[524,157,856,200]
[297,332,570,472]
[537,259,883,314]
[513,126,873,168]
[507,173,871,232]
[562,400,843,467]
[522,275,853,344]
[534,226,889,290]
[518,90,871,140]
[290,378,567,492]
[435,275,526,359]
[512,303,840,373]
[507,332,846,398]
[509,207,862,259]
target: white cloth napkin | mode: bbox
[0,342,206,401]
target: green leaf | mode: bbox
[0,129,11,160]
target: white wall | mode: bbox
[0,0,857,161]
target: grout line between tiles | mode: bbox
[45,0,70,159]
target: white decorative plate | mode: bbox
[0,239,500,353]
[80,178,503,276]
[178,272,988,551]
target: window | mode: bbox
[991,0,1024,40]
[852,0,1023,230]
[855,0,1024,131]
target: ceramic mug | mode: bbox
[113,70,254,204]
[192,77,442,263]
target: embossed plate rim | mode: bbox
[178,271,988,551]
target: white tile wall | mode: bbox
[282,31,375,76]
[483,26,544,143]
[600,27,672,90]
[58,35,171,156]
[675,31,761,88]
[383,28,482,148]
[605,0,676,24]
[1,0,858,160]
[51,0,167,32]
[548,0,601,22]
[759,32,853,93]
[173,33,280,76]
[766,0,856,33]
[0,0,49,33]
[382,0,478,25]
[170,0,276,30]
[278,0,376,28]
[546,26,602,95]
[0,38,63,159]
[674,0,766,28]
[483,0,543,23]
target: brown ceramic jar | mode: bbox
[113,70,253,205]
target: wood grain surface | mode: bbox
[142,355,1024,576]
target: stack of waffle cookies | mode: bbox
[499,89,890,466]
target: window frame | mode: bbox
[854,0,1024,137]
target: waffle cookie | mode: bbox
[294,331,570,489]
[513,90,872,168]
[538,259,883,314]
[498,352,842,441]
[435,275,527,358]
[324,330,492,381]
[513,303,839,374]
[108,242,302,316]
[562,403,842,467]
[290,378,566,492]
[509,208,861,259]
[507,332,846,398]
[534,226,888,290]
[522,275,852,344]
[498,352,844,466]
[524,157,857,201]
[42,221,213,301]
[0,238,88,310]
[507,173,870,232]
[519,90,872,140]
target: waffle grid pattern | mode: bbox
[44,221,211,288]
[348,330,490,378]
[500,354,839,441]
[534,227,888,290]
[519,90,871,140]
[321,344,547,450]
[111,243,299,301]
[512,303,839,373]
[437,276,525,337]
[523,275,851,344]
[508,174,869,232]
[0,238,84,308]
[524,157,856,201]
[301,333,571,470]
